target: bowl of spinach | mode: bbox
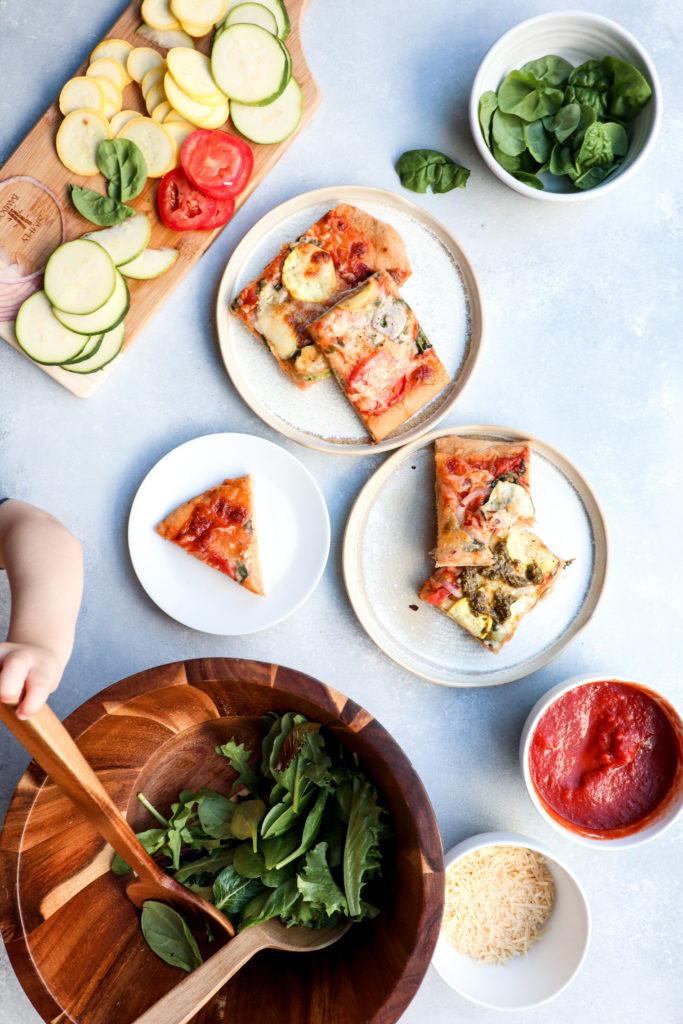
[469,11,661,200]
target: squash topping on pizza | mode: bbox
[231,203,412,390]
[434,437,534,567]
[419,527,564,652]
[155,475,264,596]
[307,271,450,442]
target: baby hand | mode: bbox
[0,643,62,719]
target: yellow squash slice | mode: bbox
[89,39,134,85]
[141,64,167,99]
[178,18,216,37]
[145,81,168,114]
[141,0,181,31]
[110,109,141,135]
[58,77,105,116]
[166,47,223,101]
[56,109,113,176]
[87,57,128,92]
[89,76,123,118]
[151,100,173,123]
[117,116,176,176]
[164,71,228,128]
[162,118,195,158]
[171,0,226,24]
[127,46,166,84]
[135,23,196,49]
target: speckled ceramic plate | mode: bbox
[128,433,330,634]
[215,186,484,455]
[343,425,607,687]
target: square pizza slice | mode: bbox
[419,528,565,652]
[434,436,534,567]
[155,474,264,596]
[230,203,412,390]
[306,270,450,442]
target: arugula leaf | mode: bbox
[216,738,262,795]
[96,139,148,202]
[140,901,202,972]
[70,185,135,227]
[395,149,470,194]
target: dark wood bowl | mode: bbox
[0,658,444,1024]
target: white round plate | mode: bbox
[343,425,607,687]
[216,185,484,455]
[128,433,330,634]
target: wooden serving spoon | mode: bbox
[0,701,234,937]
[130,916,351,1024]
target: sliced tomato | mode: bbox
[181,129,253,200]
[157,168,234,232]
[347,350,407,415]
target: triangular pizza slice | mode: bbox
[155,475,264,596]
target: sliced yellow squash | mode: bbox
[145,81,168,114]
[178,18,216,37]
[164,71,228,128]
[59,76,106,116]
[171,0,226,24]
[162,118,195,159]
[135,23,196,49]
[127,46,166,84]
[110,109,141,135]
[141,0,181,31]
[166,46,223,101]
[151,100,173,123]
[56,109,113,176]
[89,75,123,118]
[87,57,128,92]
[89,38,134,85]
[117,116,177,176]
[141,64,167,98]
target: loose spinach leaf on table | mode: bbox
[96,138,148,202]
[70,185,135,227]
[395,148,470,193]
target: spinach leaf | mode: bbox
[550,103,581,143]
[196,788,235,839]
[96,139,148,202]
[395,149,470,194]
[523,119,551,164]
[603,55,652,122]
[213,864,265,914]
[140,901,202,972]
[491,109,527,156]
[478,90,498,148]
[70,185,135,227]
[239,878,300,931]
[497,70,564,121]
[230,798,266,851]
[573,121,627,174]
[513,171,544,190]
[520,54,573,88]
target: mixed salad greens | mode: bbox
[113,711,389,971]
[478,54,652,191]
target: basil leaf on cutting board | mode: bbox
[96,138,148,202]
[70,185,135,227]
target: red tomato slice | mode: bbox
[347,350,407,415]
[181,129,253,200]
[157,168,234,232]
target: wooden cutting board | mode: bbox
[0,0,320,397]
[0,658,444,1024]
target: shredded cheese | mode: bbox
[442,845,554,964]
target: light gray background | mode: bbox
[1,1,681,1022]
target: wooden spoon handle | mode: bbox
[0,701,160,878]
[130,927,270,1024]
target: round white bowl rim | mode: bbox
[468,10,663,202]
[437,831,591,1011]
[520,674,683,847]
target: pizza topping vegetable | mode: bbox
[347,350,407,415]
[281,243,336,302]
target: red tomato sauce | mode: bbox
[528,681,682,838]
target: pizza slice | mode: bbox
[434,436,534,567]
[155,475,264,596]
[306,270,450,442]
[230,203,411,390]
[419,528,565,652]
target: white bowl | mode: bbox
[520,675,683,848]
[432,832,590,1010]
[468,11,662,201]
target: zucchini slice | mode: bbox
[52,271,129,335]
[211,23,290,105]
[44,239,116,315]
[61,321,125,373]
[230,75,302,143]
[15,291,88,364]
[225,3,278,34]
[83,213,151,267]
[120,246,178,279]
[62,332,104,364]
[217,0,288,39]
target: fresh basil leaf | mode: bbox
[140,901,203,972]
[96,138,148,202]
[395,149,469,194]
[70,185,135,227]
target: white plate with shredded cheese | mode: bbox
[432,832,590,1010]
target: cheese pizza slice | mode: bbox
[434,436,534,567]
[230,203,411,390]
[419,528,565,652]
[307,270,450,442]
[155,475,264,596]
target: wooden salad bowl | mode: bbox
[0,658,445,1024]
